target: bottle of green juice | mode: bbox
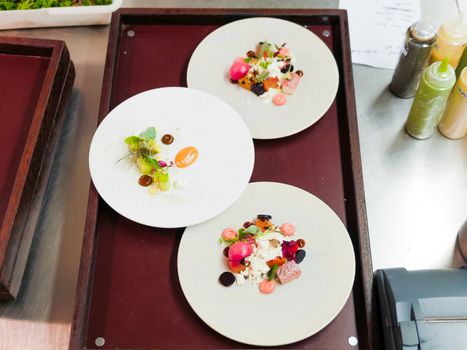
[405,58,456,139]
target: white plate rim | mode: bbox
[186,17,340,140]
[177,181,356,346]
[88,87,255,228]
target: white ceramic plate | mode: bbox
[187,17,339,139]
[89,87,254,228]
[178,182,355,346]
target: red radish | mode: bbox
[229,61,250,80]
[228,241,253,262]
[259,279,276,294]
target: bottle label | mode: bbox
[401,44,408,56]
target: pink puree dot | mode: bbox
[259,279,276,294]
[222,227,237,240]
[273,93,287,106]
[280,223,295,236]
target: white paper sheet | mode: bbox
[339,0,421,70]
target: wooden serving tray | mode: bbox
[70,8,373,350]
[0,37,75,300]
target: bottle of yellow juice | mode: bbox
[431,13,467,68]
[439,67,467,139]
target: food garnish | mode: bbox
[123,127,198,194]
[219,215,306,294]
[228,42,304,106]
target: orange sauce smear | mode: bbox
[175,146,199,168]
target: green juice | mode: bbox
[405,58,456,139]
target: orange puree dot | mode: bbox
[273,93,287,106]
[175,146,199,168]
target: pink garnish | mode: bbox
[282,240,299,260]
[272,93,287,106]
[279,47,290,56]
[221,227,237,241]
[259,279,276,294]
[157,160,167,167]
[280,223,295,236]
[228,241,253,263]
[229,61,250,80]
[282,73,301,95]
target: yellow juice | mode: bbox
[439,67,467,139]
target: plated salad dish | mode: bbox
[228,41,304,106]
[219,214,306,294]
[123,126,198,195]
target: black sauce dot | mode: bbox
[257,214,272,220]
[219,272,236,287]
[295,250,306,264]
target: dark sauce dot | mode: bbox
[161,134,174,145]
[257,214,272,220]
[138,175,152,187]
[230,78,238,84]
[223,246,229,257]
[296,70,304,77]
[247,50,256,58]
[295,250,306,264]
[243,221,254,228]
[297,239,305,248]
[219,272,236,287]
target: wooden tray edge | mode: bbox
[0,37,76,300]
[69,8,373,350]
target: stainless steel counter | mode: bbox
[0,0,466,349]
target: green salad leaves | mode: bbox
[0,0,112,11]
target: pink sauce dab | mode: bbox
[222,227,237,240]
[272,93,287,106]
[280,223,295,236]
[259,279,276,294]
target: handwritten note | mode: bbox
[339,0,421,69]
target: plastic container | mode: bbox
[390,21,437,98]
[430,12,467,69]
[0,0,122,30]
[439,67,467,139]
[405,58,456,139]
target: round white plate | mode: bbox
[178,182,355,346]
[89,87,254,228]
[187,17,339,139]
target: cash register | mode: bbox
[375,268,467,349]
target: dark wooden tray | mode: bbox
[70,8,373,350]
[0,37,75,301]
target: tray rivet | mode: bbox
[127,30,135,38]
[322,30,331,38]
[95,337,105,347]
[348,336,358,346]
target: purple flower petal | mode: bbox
[158,160,167,167]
